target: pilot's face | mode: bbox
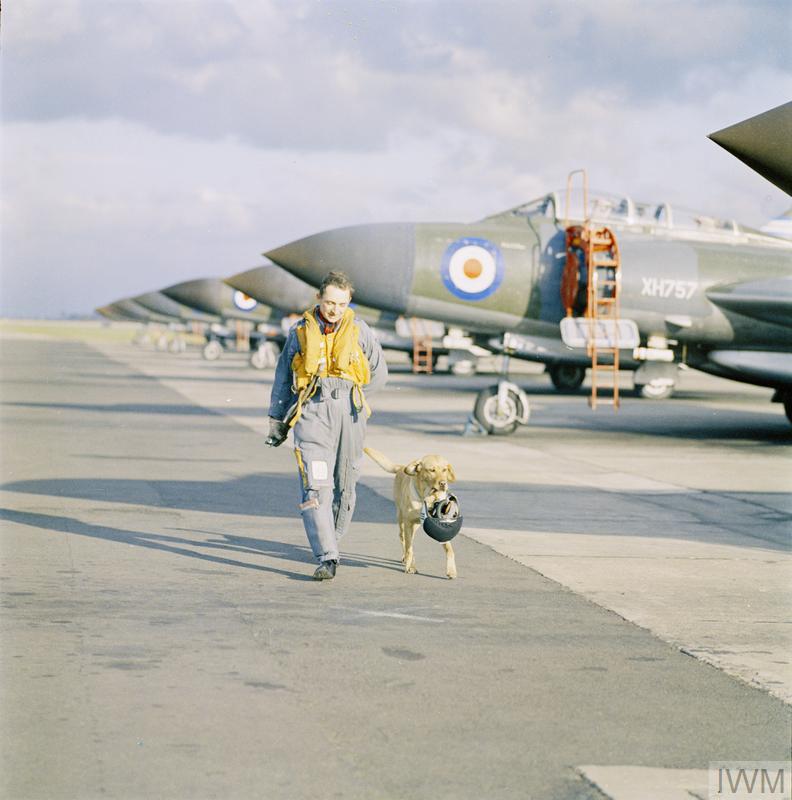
[318,285,351,324]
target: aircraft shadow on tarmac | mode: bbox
[79,371,267,386]
[4,396,790,441]
[4,400,225,417]
[371,405,792,442]
[3,474,788,553]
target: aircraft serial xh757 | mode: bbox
[264,174,792,434]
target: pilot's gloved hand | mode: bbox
[265,417,289,447]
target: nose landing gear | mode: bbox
[470,381,530,436]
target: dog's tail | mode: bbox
[363,446,402,474]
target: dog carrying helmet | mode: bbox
[422,493,463,542]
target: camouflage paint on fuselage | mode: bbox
[264,190,792,394]
[162,278,280,324]
[403,198,792,349]
[408,221,540,334]
[225,263,401,331]
[134,291,218,324]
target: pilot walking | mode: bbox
[266,271,387,580]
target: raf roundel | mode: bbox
[233,291,258,312]
[441,237,505,301]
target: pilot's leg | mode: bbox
[333,397,367,541]
[293,402,341,563]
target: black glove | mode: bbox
[265,418,289,447]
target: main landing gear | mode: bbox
[632,361,678,400]
[547,364,586,392]
[249,341,281,370]
[202,339,224,360]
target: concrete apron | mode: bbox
[95,342,792,706]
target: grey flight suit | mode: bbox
[268,310,387,563]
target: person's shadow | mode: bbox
[0,502,403,582]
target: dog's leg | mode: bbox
[397,517,407,564]
[444,542,457,579]
[403,522,418,574]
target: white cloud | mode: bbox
[1,0,790,316]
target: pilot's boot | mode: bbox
[312,560,337,581]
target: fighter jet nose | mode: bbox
[265,223,416,314]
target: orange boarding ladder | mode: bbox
[409,317,434,374]
[562,170,622,409]
[235,319,252,352]
[585,226,621,409]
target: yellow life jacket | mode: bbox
[288,307,371,426]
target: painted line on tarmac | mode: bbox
[333,606,446,624]
[577,765,708,800]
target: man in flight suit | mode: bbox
[266,271,387,580]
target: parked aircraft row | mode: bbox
[97,269,449,370]
[98,101,792,433]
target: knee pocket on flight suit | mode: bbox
[294,447,333,490]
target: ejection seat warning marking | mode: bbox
[641,278,698,299]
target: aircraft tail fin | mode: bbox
[363,447,402,474]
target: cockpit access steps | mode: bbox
[562,170,623,409]
[410,317,434,374]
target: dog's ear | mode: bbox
[447,463,456,483]
[404,460,422,476]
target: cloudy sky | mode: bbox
[2,0,791,317]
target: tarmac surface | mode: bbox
[1,333,791,800]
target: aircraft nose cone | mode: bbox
[265,223,416,314]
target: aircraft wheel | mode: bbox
[635,380,674,400]
[250,342,280,370]
[548,364,585,392]
[203,340,223,361]
[473,385,524,436]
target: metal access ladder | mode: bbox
[585,225,621,408]
[409,317,434,374]
[563,170,622,409]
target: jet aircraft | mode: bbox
[224,262,448,369]
[96,297,188,348]
[97,297,174,325]
[99,285,274,362]
[161,278,284,364]
[131,291,218,353]
[265,184,792,433]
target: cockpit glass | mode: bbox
[498,189,742,236]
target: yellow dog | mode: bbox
[364,447,458,579]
